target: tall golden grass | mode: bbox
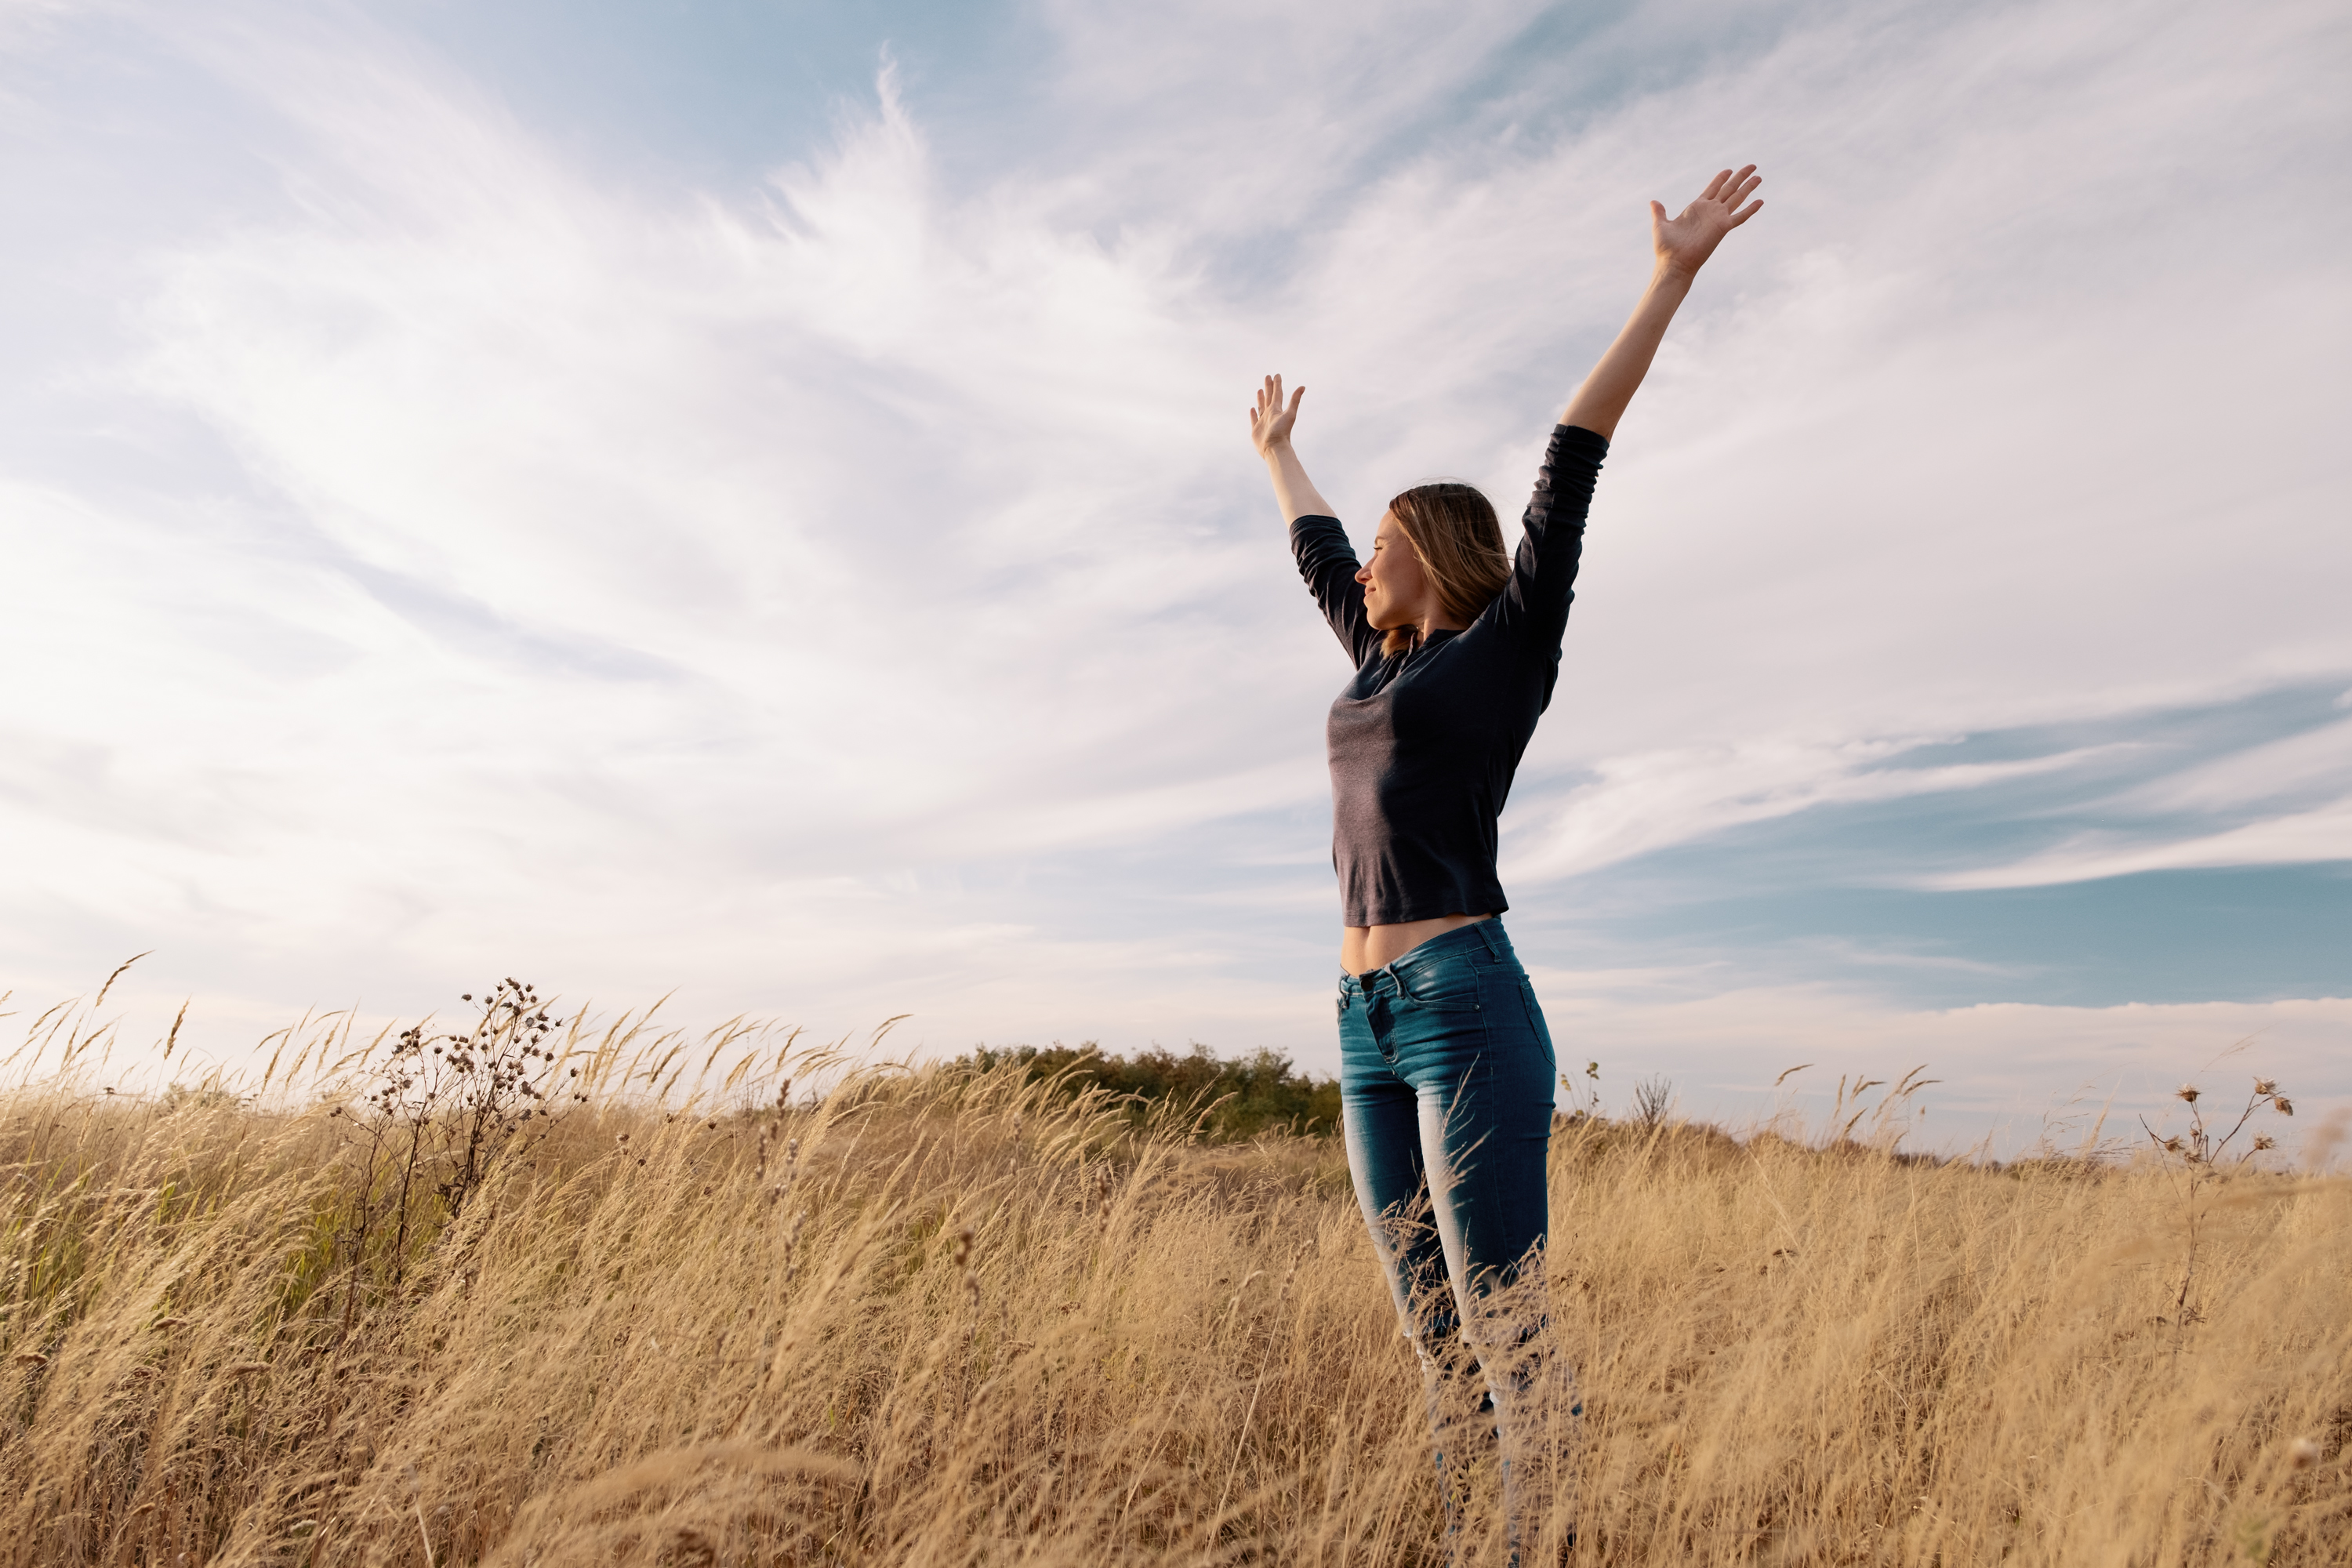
[0,992,2344,1566]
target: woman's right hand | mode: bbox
[1250,373,1305,458]
[1250,373,1335,522]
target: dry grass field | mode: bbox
[0,985,2345,1566]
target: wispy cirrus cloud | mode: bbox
[1929,803,2352,892]
[1504,739,2117,884]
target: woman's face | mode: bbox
[1357,512,1436,630]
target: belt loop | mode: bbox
[1479,920,1506,959]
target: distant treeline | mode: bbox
[954,1044,1341,1142]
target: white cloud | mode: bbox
[1928,798,2352,891]
[1504,738,2109,883]
[2122,717,2352,815]
[1916,717,2352,887]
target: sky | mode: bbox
[2,0,2347,1154]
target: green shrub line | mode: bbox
[950,1043,1344,1142]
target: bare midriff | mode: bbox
[1343,913,1492,977]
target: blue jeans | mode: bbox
[1339,919,1575,1561]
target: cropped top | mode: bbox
[1288,423,1608,926]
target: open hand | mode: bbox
[1249,373,1304,457]
[1653,165,1763,279]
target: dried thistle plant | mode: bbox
[328,978,575,1315]
[2139,1073,2297,1347]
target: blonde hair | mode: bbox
[1380,482,1510,656]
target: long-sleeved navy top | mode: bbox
[1289,424,1609,927]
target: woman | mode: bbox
[1247,165,1762,1559]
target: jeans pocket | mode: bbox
[1397,952,1483,1009]
[1517,978,1555,1068]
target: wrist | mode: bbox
[1652,256,1700,289]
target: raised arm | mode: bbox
[1559,165,1763,440]
[1485,165,1764,651]
[1253,372,1382,664]
[1250,374,1336,523]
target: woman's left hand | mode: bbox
[1559,164,1766,437]
[1652,165,1763,279]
